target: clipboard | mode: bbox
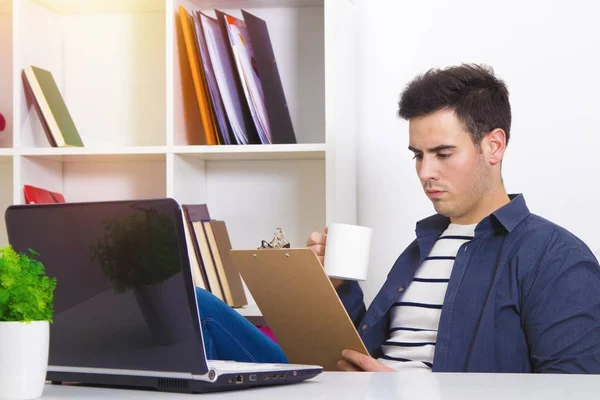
[229,248,368,371]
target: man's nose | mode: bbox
[418,156,439,182]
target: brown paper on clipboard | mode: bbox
[229,248,368,371]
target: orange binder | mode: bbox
[178,6,219,145]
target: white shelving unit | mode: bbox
[0,0,359,309]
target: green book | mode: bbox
[22,65,84,147]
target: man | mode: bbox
[308,63,600,373]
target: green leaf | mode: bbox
[0,245,56,322]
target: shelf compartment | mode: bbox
[172,0,324,146]
[19,155,167,204]
[212,158,324,248]
[171,154,325,306]
[19,0,166,148]
[171,155,325,247]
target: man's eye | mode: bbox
[412,154,423,160]
[437,153,451,159]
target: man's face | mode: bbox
[408,109,492,223]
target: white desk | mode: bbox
[40,372,600,399]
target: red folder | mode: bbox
[23,185,65,204]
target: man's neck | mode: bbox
[451,186,510,225]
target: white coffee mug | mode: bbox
[323,223,372,281]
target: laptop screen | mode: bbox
[5,198,209,376]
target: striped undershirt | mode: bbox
[378,223,476,371]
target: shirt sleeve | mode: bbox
[336,280,366,328]
[521,248,600,373]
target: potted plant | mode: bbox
[0,245,56,400]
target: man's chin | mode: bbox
[432,202,452,217]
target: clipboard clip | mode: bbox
[259,228,291,249]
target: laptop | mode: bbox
[4,198,322,394]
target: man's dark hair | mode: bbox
[398,63,511,145]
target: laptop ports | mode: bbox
[279,373,287,379]
[235,375,244,384]
[249,374,257,382]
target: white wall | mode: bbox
[356,0,600,306]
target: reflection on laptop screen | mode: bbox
[5,199,208,375]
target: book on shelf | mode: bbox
[181,210,209,291]
[193,11,235,145]
[183,204,225,301]
[178,6,220,146]
[22,66,84,148]
[225,10,298,145]
[23,185,66,204]
[203,220,248,308]
[197,10,258,145]
[177,6,297,146]
[182,204,248,308]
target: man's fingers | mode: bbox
[306,232,316,247]
[306,231,325,247]
[337,359,361,372]
[341,350,368,370]
[306,230,327,246]
[341,349,395,372]
[308,244,325,256]
[311,244,325,255]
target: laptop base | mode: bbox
[47,368,322,394]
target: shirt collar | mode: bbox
[487,193,530,233]
[415,193,530,238]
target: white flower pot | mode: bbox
[0,321,49,400]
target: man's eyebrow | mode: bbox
[408,145,456,153]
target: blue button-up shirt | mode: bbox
[338,194,600,373]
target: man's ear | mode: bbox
[483,129,507,166]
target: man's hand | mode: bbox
[337,349,395,372]
[306,227,344,289]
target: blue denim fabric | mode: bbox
[195,287,288,364]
